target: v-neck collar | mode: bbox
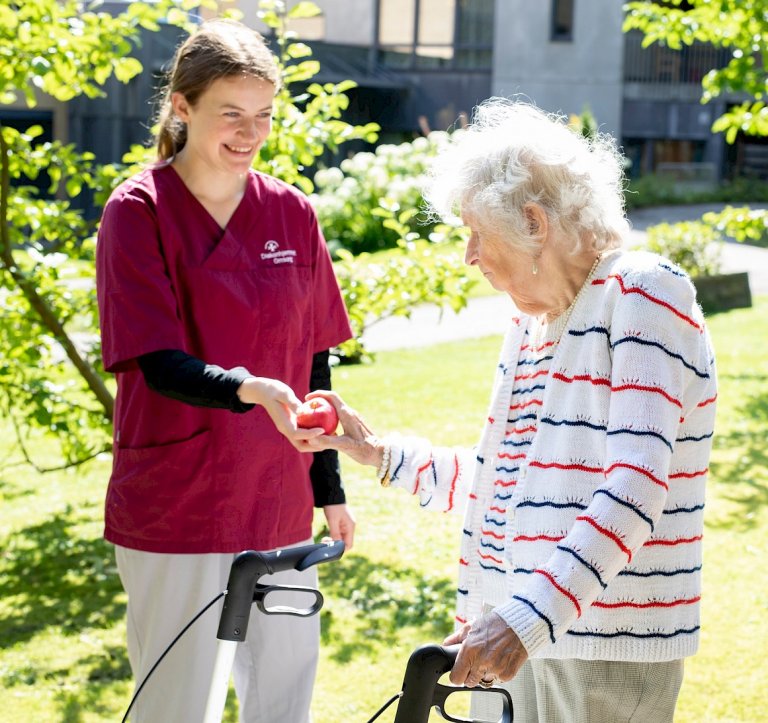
[165,163,253,234]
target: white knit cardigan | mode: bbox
[385,250,717,662]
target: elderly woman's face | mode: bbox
[463,215,535,302]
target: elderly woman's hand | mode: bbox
[304,391,386,469]
[444,611,528,687]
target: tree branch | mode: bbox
[0,122,114,422]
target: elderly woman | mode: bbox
[309,99,716,722]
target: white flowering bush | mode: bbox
[308,131,478,361]
[311,131,456,255]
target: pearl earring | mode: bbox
[532,260,538,275]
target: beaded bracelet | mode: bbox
[376,442,391,487]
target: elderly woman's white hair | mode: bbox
[424,98,629,254]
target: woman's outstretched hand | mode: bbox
[237,376,324,451]
[303,391,385,469]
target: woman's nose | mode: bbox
[465,234,478,266]
[238,119,259,141]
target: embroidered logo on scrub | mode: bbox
[261,240,297,265]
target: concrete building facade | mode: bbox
[3,0,761,185]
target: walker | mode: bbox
[122,540,513,722]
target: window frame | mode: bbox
[550,0,575,43]
[375,0,493,71]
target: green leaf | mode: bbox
[113,57,143,84]
[287,1,322,19]
[286,42,313,59]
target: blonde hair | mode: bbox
[154,18,280,160]
[425,98,629,253]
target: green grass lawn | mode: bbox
[1,300,766,722]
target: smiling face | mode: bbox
[171,74,275,177]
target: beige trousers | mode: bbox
[470,657,684,723]
[115,542,319,723]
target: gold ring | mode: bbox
[478,676,497,688]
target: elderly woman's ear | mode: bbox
[524,202,548,241]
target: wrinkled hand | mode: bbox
[238,377,324,452]
[444,611,528,687]
[323,503,356,551]
[303,391,385,469]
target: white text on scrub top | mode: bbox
[261,240,296,264]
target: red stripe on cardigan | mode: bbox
[611,382,682,408]
[513,533,565,543]
[592,595,700,609]
[447,454,459,511]
[414,456,433,495]
[552,372,610,387]
[593,274,702,332]
[576,515,633,562]
[482,528,505,540]
[605,462,668,491]
[669,468,708,479]
[521,340,557,352]
[506,425,537,436]
[510,399,543,411]
[530,461,602,474]
[535,568,582,617]
[494,479,517,488]
[515,369,549,381]
[644,535,703,547]
[697,394,717,408]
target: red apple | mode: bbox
[296,397,339,435]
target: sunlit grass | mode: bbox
[1,301,766,722]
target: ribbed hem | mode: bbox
[494,597,699,661]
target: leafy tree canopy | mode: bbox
[624,0,768,141]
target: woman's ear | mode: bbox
[524,202,548,241]
[171,92,191,123]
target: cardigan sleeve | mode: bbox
[384,434,476,515]
[495,259,717,657]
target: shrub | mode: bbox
[310,131,456,255]
[644,221,723,277]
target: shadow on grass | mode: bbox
[319,553,455,664]
[50,645,240,723]
[0,504,125,649]
[708,387,768,532]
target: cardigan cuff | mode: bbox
[494,596,555,659]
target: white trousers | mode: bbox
[115,541,320,723]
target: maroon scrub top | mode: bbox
[96,165,352,553]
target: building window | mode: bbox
[551,0,574,42]
[377,0,493,70]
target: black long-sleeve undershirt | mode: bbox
[137,349,345,507]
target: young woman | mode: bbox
[96,19,354,722]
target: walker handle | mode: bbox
[252,583,324,617]
[393,644,513,723]
[216,540,344,642]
